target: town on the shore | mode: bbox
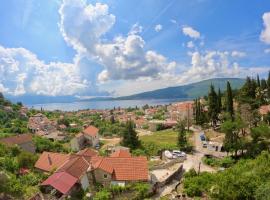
[0,74,270,200]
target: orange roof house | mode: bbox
[83,126,99,137]
[34,152,70,172]
[0,134,36,153]
[110,149,131,158]
[70,126,100,151]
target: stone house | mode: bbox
[0,134,36,153]
[35,148,148,197]
[70,126,99,151]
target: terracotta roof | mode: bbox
[34,152,70,172]
[96,157,148,181]
[41,172,78,195]
[83,126,99,137]
[0,134,32,146]
[57,156,90,179]
[110,149,131,158]
[77,148,98,157]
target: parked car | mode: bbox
[172,150,186,158]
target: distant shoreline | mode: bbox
[26,98,192,111]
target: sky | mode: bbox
[0,0,270,98]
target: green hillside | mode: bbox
[117,78,245,100]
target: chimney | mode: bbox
[48,154,52,165]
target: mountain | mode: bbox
[116,78,245,100]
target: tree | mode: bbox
[217,88,222,114]
[17,151,37,169]
[177,121,188,151]
[208,84,218,127]
[261,79,267,90]
[226,81,234,120]
[221,120,241,156]
[121,120,140,149]
[257,74,261,88]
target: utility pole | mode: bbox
[187,104,190,131]
[198,162,201,175]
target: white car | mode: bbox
[172,150,186,158]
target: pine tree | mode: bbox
[121,120,140,149]
[208,84,218,127]
[177,121,187,151]
[226,81,234,120]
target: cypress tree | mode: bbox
[177,121,187,151]
[226,81,234,120]
[217,88,222,113]
[257,74,261,88]
[121,120,140,149]
[208,84,218,126]
[261,79,267,90]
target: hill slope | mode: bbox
[117,78,245,100]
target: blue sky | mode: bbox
[0,0,270,97]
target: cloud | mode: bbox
[154,24,162,32]
[231,51,246,58]
[264,48,270,54]
[59,0,176,83]
[102,50,269,96]
[260,12,270,44]
[129,23,143,35]
[182,26,200,39]
[187,41,195,48]
[0,45,88,96]
[59,0,115,54]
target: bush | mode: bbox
[93,189,111,200]
[17,151,37,169]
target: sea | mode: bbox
[26,98,192,111]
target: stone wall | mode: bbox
[151,158,184,170]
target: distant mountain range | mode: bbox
[7,78,245,104]
[115,78,245,100]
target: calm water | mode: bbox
[26,98,191,111]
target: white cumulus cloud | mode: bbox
[182,26,200,39]
[59,0,176,83]
[154,24,162,32]
[0,45,87,96]
[260,12,270,44]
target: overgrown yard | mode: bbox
[140,129,178,148]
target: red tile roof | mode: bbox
[110,149,131,158]
[96,157,148,181]
[77,148,98,157]
[83,126,99,137]
[41,172,78,195]
[57,156,90,179]
[34,152,70,172]
[0,134,32,145]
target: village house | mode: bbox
[0,134,36,153]
[167,101,194,121]
[35,148,148,198]
[28,113,55,134]
[70,125,100,151]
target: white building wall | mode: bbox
[80,174,90,190]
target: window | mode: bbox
[104,174,108,179]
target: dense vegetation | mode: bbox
[184,151,270,199]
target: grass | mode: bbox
[140,129,178,147]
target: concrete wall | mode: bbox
[152,164,183,188]
[80,174,90,190]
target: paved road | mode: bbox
[183,127,216,173]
